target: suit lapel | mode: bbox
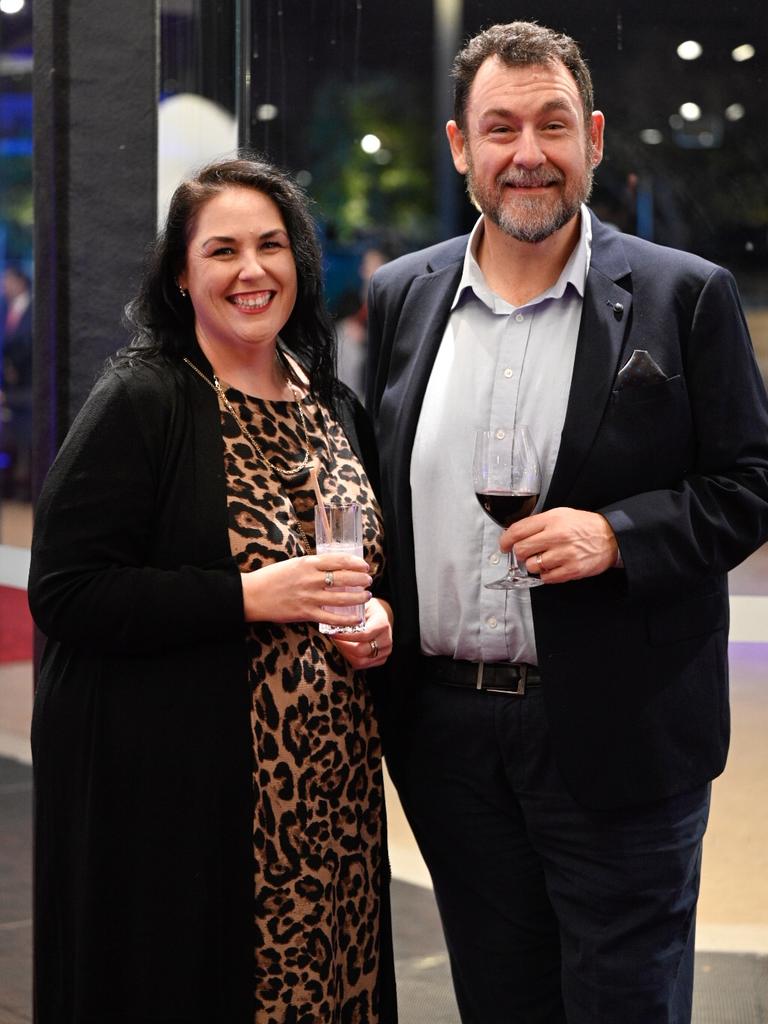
[545,218,633,508]
[379,259,464,507]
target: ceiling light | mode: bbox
[0,0,26,12]
[725,103,746,122]
[256,104,278,121]
[731,44,755,62]
[360,134,382,154]
[676,40,702,60]
[679,102,702,122]
[640,129,664,145]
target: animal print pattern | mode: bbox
[220,385,386,1024]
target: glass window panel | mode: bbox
[0,0,33,519]
[158,0,238,224]
[161,1,766,395]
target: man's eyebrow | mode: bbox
[479,99,577,120]
[539,98,578,117]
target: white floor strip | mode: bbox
[0,919,32,932]
[0,545,31,589]
[696,924,768,955]
[0,729,31,765]
[389,848,768,956]
[729,595,768,643]
[389,842,433,891]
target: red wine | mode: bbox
[476,490,538,528]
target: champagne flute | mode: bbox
[473,426,543,589]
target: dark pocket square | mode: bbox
[615,349,668,389]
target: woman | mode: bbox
[29,158,396,1023]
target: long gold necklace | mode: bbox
[183,355,316,553]
[183,356,312,478]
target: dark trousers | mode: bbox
[386,674,711,1024]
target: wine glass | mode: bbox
[473,426,543,589]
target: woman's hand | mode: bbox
[330,597,394,670]
[241,553,372,628]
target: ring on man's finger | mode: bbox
[324,570,334,587]
[369,639,379,658]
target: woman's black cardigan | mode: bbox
[28,347,395,1023]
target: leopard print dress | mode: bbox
[219,383,386,1024]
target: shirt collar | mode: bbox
[451,203,593,313]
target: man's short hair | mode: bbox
[452,21,594,131]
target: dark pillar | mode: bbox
[434,0,463,239]
[33,0,158,490]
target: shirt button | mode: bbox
[495,428,505,440]
[487,616,498,628]
[503,367,514,378]
[489,553,500,565]
[515,313,524,322]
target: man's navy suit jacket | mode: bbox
[366,210,768,810]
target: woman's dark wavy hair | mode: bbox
[121,156,338,409]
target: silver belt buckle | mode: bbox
[476,662,527,696]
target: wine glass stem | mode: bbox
[508,547,525,580]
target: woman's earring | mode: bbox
[177,282,187,298]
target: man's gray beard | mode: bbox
[466,162,594,244]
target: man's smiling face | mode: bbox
[447,56,604,244]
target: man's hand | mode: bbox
[501,507,619,583]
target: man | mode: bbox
[366,21,768,1024]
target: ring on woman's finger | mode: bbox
[535,553,545,572]
[324,570,334,587]
[369,639,379,658]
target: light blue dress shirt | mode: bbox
[410,208,592,664]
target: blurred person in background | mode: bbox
[0,264,33,499]
[335,246,390,399]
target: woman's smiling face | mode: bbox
[178,185,298,361]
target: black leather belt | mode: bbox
[422,655,542,696]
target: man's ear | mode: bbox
[446,120,468,174]
[590,111,605,167]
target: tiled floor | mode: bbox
[392,880,768,1024]
[0,758,32,1024]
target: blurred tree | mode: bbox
[307,76,436,246]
